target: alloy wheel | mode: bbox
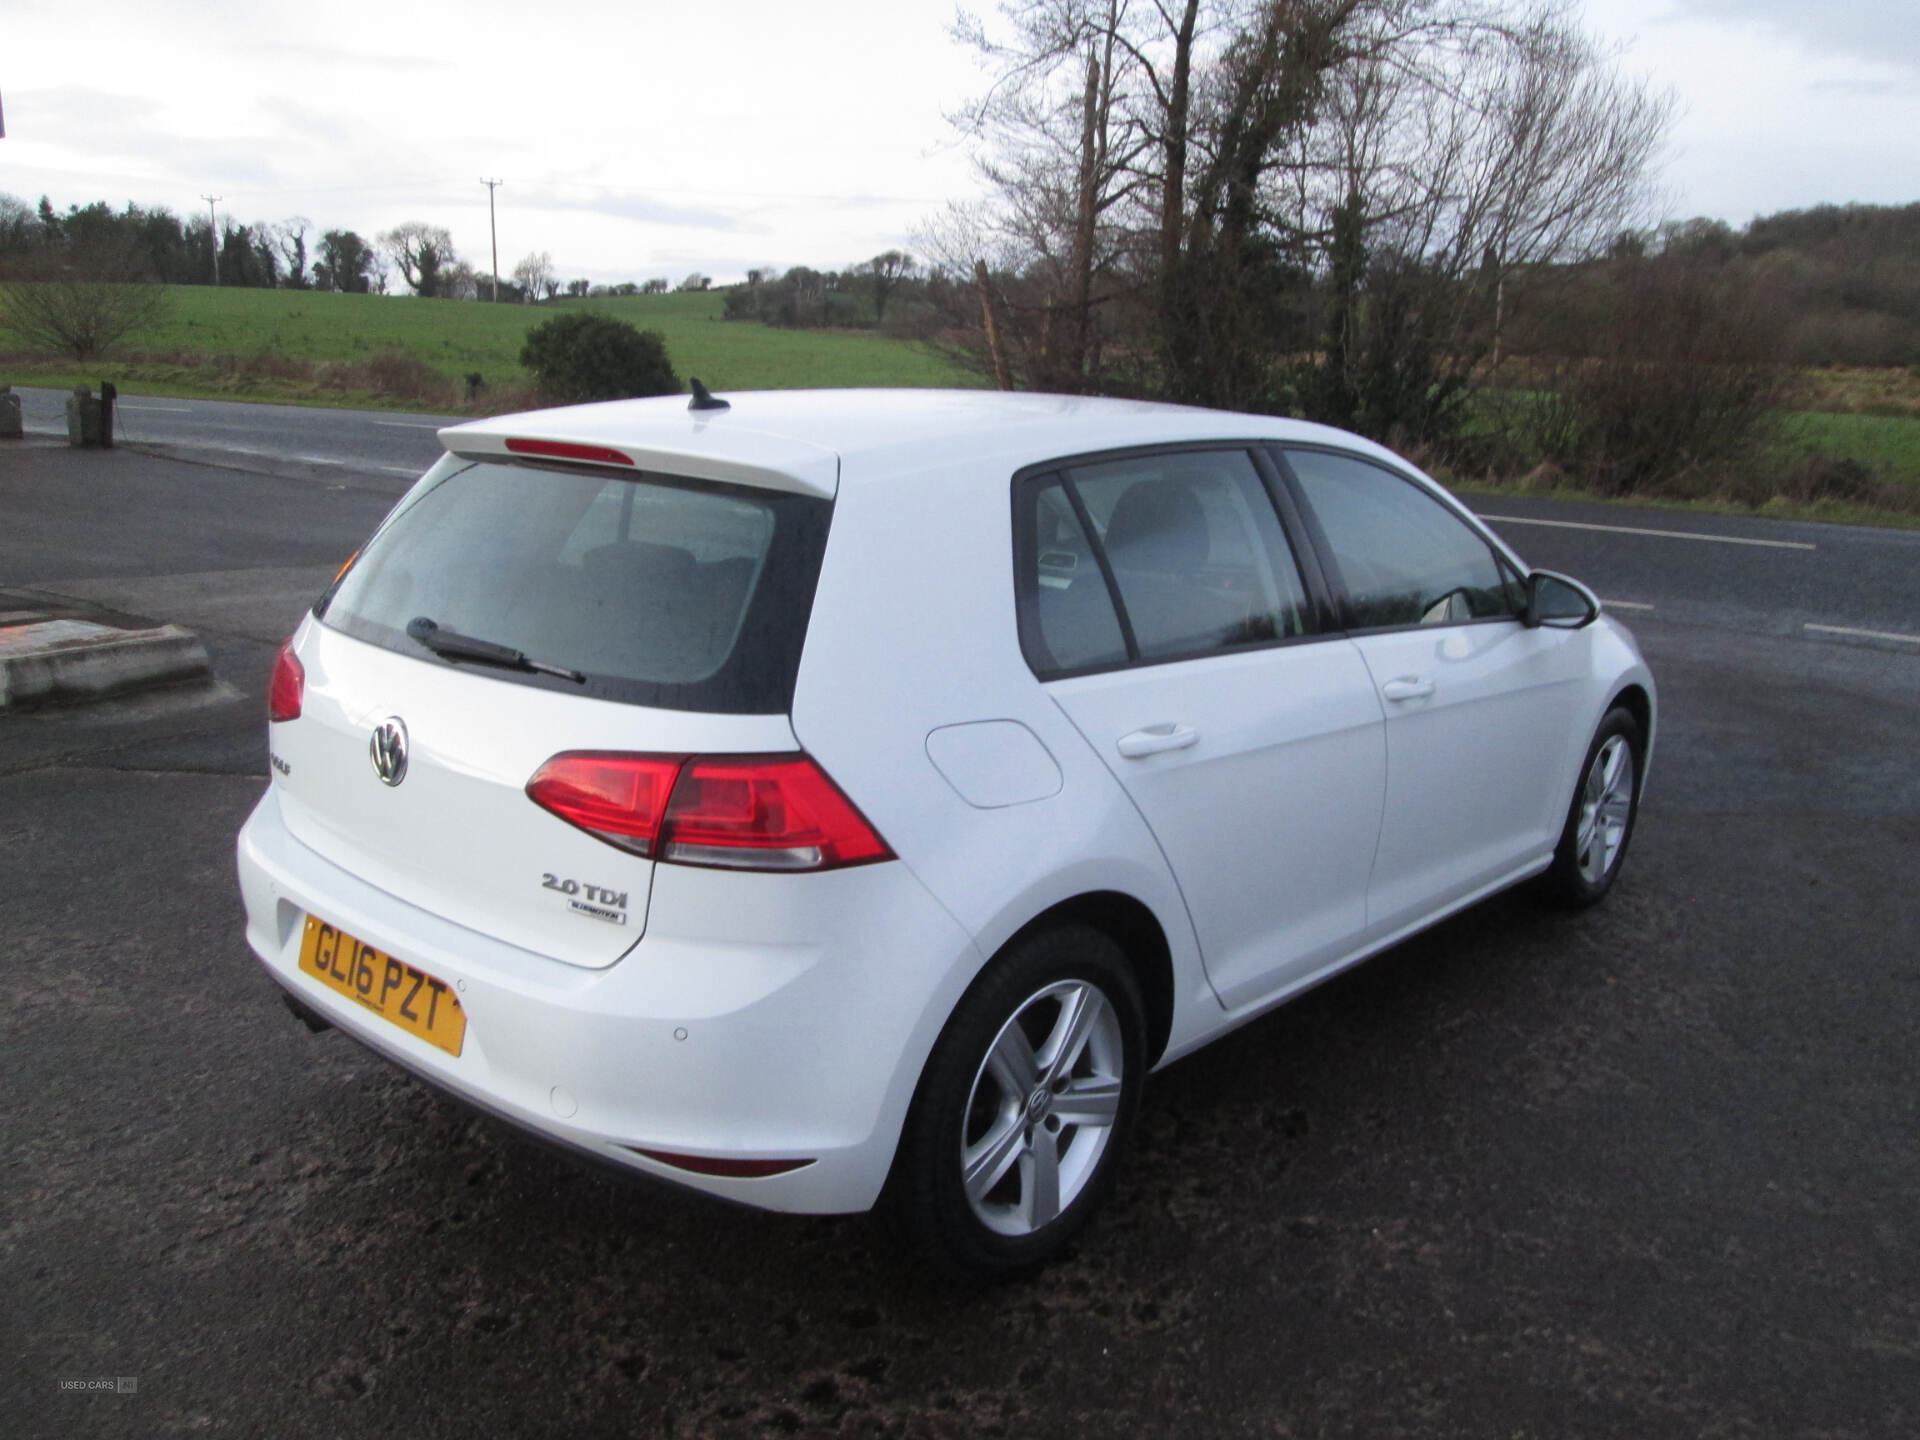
[960,979,1125,1237]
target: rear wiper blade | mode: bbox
[405,617,584,683]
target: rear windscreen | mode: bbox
[314,459,831,714]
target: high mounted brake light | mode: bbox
[504,437,636,466]
[526,752,892,871]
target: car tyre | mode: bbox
[892,924,1145,1277]
[1540,705,1643,909]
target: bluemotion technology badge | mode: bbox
[369,717,409,787]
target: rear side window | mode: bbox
[316,460,830,714]
[1015,448,1313,677]
[1026,478,1130,672]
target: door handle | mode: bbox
[1381,676,1436,702]
[1116,723,1199,758]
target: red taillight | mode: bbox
[525,753,684,857]
[268,640,304,722]
[504,437,635,467]
[662,756,893,869]
[525,752,892,871]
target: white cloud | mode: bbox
[3,0,1913,279]
[1660,0,1920,70]
[1579,0,1920,222]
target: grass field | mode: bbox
[0,285,975,407]
[1778,410,1920,489]
[6,282,1918,525]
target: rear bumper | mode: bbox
[236,784,982,1214]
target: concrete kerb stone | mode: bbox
[0,616,213,709]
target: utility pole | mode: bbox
[480,177,502,302]
[202,195,222,285]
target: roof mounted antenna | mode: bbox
[688,378,730,413]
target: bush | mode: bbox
[519,313,679,402]
[1524,258,1784,496]
[0,235,170,360]
[1785,308,1920,368]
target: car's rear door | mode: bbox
[1016,447,1387,1011]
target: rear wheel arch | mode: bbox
[995,891,1175,1069]
[887,914,1150,1272]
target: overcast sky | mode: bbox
[2,0,1914,287]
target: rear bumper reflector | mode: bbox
[626,1147,815,1179]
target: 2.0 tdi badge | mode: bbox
[369,717,409,786]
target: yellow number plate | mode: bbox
[297,916,467,1057]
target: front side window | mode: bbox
[1016,448,1312,676]
[1283,448,1521,630]
[317,460,830,713]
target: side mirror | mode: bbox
[1525,570,1600,630]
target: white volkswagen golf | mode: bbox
[237,388,1653,1273]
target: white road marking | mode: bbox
[117,403,194,413]
[1601,599,1655,611]
[1804,623,1920,645]
[1480,514,1817,551]
[372,420,445,430]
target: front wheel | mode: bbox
[1540,705,1644,908]
[891,924,1144,1276]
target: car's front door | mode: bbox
[1016,448,1386,1012]
[1278,447,1592,937]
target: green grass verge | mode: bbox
[0,284,975,404]
[8,287,1918,529]
[1777,410,1920,488]
[1446,473,1920,532]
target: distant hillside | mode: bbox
[1657,203,1920,367]
[0,285,976,408]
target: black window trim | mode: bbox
[1248,445,1346,638]
[1011,440,1341,683]
[1058,467,1141,662]
[1266,442,1530,639]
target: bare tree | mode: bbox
[379,222,457,297]
[861,250,917,323]
[512,251,556,303]
[439,260,482,301]
[941,0,1673,420]
[276,216,313,289]
[1302,8,1672,353]
[0,237,170,359]
[943,0,1153,389]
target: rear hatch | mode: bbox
[271,451,833,968]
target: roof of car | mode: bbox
[441,388,1409,500]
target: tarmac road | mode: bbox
[2,413,1917,1438]
[10,383,455,481]
[15,381,1916,642]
